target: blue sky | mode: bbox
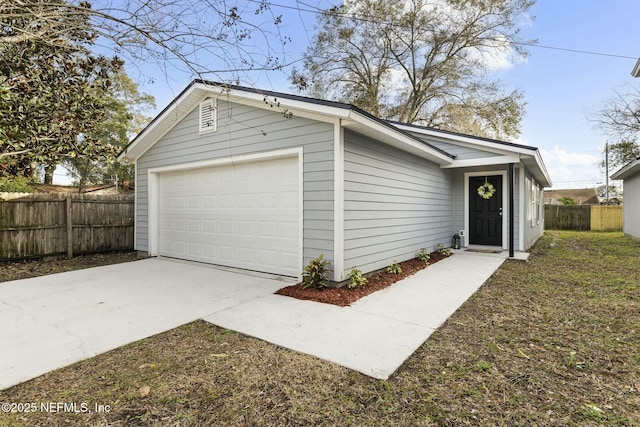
[501,0,640,189]
[57,0,640,188]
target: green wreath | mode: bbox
[477,181,496,200]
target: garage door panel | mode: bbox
[158,156,300,276]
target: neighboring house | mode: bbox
[611,157,640,239]
[118,81,551,281]
[544,188,600,205]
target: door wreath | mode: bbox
[477,179,496,200]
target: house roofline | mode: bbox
[390,120,539,153]
[391,121,552,187]
[632,58,640,78]
[193,80,454,160]
[117,80,550,187]
[118,80,454,164]
[611,156,640,180]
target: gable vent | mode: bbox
[199,99,217,134]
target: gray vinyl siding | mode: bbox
[622,172,640,239]
[343,130,453,276]
[522,167,545,250]
[408,133,498,160]
[135,99,335,268]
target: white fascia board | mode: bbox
[632,58,640,78]
[120,80,455,166]
[347,111,453,165]
[393,123,536,156]
[119,83,351,162]
[401,123,552,187]
[611,158,640,180]
[118,83,204,162]
[533,150,553,187]
[218,86,352,120]
[442,154,521,169]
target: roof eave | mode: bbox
[346,110,453,165]
[118,80,455,165]
[392,122,552,186]
[632,58,640,78]
[118,81,204,162]
[611,158,640,180]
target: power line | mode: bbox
[515,42,636,60]
[257,0,638,62]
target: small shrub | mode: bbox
[347,268,367,289]
[435,244,452,256]
[0,176,35,193]
[386,262,402,274]
[416,248,431,263]
[301,254,329,290]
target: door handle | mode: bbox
[499,208,503,217]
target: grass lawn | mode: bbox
[1,231,639,426]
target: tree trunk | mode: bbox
[43,164,56,184]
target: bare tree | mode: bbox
[1,0,291,174]
[1,0,291,79]
[596,85,640,141]
[292,0,534,140]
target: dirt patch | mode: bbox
[275,252,449,306]
[0,252,140,283]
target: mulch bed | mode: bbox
[275,252,449,307]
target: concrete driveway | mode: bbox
[1,251,506,390]
[0,258,290,390]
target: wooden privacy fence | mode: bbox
[590,205,624,231]
[0,193,134,261]
[545,205,623,231]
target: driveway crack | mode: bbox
[0,298,88,356]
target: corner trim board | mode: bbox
[333,119,345,282]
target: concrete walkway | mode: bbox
[205,251,506,379]
[1,252,506,390]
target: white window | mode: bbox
[531,181,536,227]
[525,177,531,222]
[537,185,543,225]
[199,99,217,134]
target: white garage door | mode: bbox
[157,156,300,276]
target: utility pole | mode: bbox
[605,143,609,204]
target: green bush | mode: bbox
[301,254,330,290]
[347,268,367,289]
[435,244,451,256]
[416,248,431,263]
[0,176,35,193]
[386,262,402,274]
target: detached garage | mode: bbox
[119,80,551,282]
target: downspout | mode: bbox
[508,163,515,258]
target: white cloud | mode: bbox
[513,136,531,146]
[472,38,522,71]
[540,146,603,189]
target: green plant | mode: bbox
[386,262,402,274]
[301,254,330,290]
[435,244,452,256]
[0,176,35,193]
[416,248,431,263]
[474,360,493,372]
[347,268,367,289]
[559,196,576,206]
